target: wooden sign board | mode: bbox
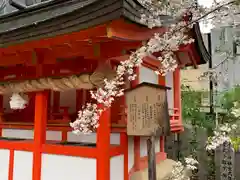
[125,82,170,136]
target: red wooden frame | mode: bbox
[0,94,127,180]
[0,63,182,180]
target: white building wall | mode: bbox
[2,128,120,145]
[2,129,62,141]
[139,66,174,112]
[2,129,34,139]
[139,66,158,84]
[0,149,9,180]
[13,151,33,180]
[211,26,240,91]
[67,132,120,145]
[41,154,96,180]
[110,155,124,180]
[46,131,62,141]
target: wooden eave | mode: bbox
[191,23,211,65]
[0,0,209,66]
[0,0,146,46]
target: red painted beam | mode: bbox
[107,19,166,41]
[0,24,108,52]
[0,58,98,82]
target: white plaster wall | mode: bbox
[2,129,62,141]
[2,129,34,139]
[46,131,62,141]
[128,137,134,172]
[140,137,160,157]
[2,129,121,143]
[67,132,120,145]
[0,149,10,180]
[165,72,174,111]
[139,66,158,84]
[13,151,33,180]
[110,155,124,180]
[41,154,96,180]
[110,133,121,145]
[60,89,76,114]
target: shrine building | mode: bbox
[0,0,210,180]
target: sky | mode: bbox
[198,0,213,33]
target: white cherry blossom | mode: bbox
[71,0,240,133]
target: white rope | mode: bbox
[1,61,116,94]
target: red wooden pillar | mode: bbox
[0,95,3,136]
[32,91,48,180]
[0,95,3,111]
[8,149,14,180]
[173,68,181,122]
[160,136,165,152]
[120,132,128,180]
[96,107,111,180]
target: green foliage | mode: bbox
[218,86,240,149]
[219,85,240,123]
[231,137,240,151]
[181,85,214,129]
[220,85,240,110]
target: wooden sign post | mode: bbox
[125,82,171,180]
[147,135,157,180]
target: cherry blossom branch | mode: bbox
[70,0,240,134]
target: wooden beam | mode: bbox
[50,40,141,60]
[0,52,27,66]
[0,39,142,66]
[0,57,97,82]
[142,56,161,71]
